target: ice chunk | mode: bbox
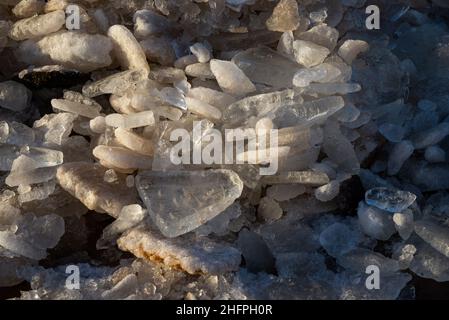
[0,121,35,146]
[323,121,360,174]
[210,59,256,96]
[393,210,414,240]
[232,47,302,89]
[185,63,215,80]
[277,31,294,57]
[297,24,340,51]
[412,122,449,149]
[0,81,31,112]
[133,9,172,38]
[56,162,138,218]
[401,160,449,191]
[223,90,343,128]
[365,188,416,213]
[0,145,20,171]
[302,83,362,96]
[140,36,176,66]
[258,197,283,222]
[33,113,77,146]
[97,204,147,249]
[378,123,405,143]
[14,147,63,170]
[117,226,241,275]
[93,146,153,171]
[188,87,236,109]
[190,43,211,63]
[266,184,306,202]
[338,40,369,64]
[114,128,154,156]
[415,220,449,259]
[136,170,244,238]
[393,244,416,270]
[293,40,330,68]
[314,180,340,202]
[160,87,187,110]
[410,239,449,282]
[293,63,341,87]
[6,167,56,187]
[9,10,65,41]
[357,202,396,241]
[0,213,64,260]
[105,111,155,129]
[337,248,400,275]
[319,223,360,258]
[17,181,56,204]
[387,140,414,175]
[425,146,446,163]
[51,99,101,119]
[108,24,150,75]
[12,0,45,18]
[195,202,241,237]
[17,31,113,72]
[185,97,222,122]
[265,0,300,32]
[262,171,329,186]
[82,70,147,98]
[336,103,360,123]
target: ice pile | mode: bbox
[0,0,448,300]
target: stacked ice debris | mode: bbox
[0,0,448,300]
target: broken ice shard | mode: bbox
[136,170,244,238]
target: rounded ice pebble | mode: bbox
[133,9,172,38]
[365,187,417,213]
[107,24,150,75]
[357,201,396,241]
[425,146,446,163]
[0,81,31,112]
[190,42,211,63]
[314,180,340,202]
[258,197,283,222]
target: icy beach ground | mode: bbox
[1,0,449,300]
